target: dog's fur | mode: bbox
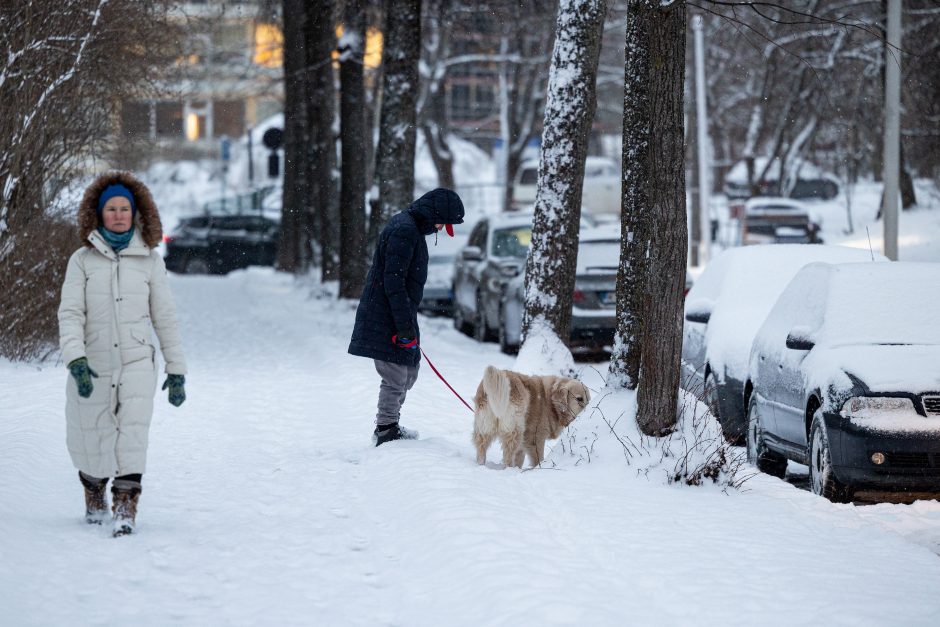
[473,366,591,468]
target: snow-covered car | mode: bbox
[497,227,620,355]
[723,156,839,200]
[740,197,823,244]
[744,262,940,502]
[513,156,621,215]
[419,235,468,316]
[681,245,886,444]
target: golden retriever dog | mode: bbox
[473,366,591,468]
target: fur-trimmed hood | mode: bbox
[79,171,162,249]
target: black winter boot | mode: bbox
[111,479,142,537]
[373,423,419,446]
[79,471,109,525]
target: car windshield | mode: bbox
[491,227,531,258]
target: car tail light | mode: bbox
[730,203,745,220]
[572,290,585,304]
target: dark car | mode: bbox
[681,245,882,444]
[740,197,823,244]
[497,227,619,355]
[745,262,940,502]
[164,214,279,275]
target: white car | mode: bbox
[513,156,621,216]
[681,245,887,444]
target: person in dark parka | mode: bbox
[349,188,465,446]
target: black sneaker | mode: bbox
[372,423,419,447]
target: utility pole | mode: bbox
[882,0,901,260]
[692,14,710,266]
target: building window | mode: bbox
[156,102,184,137]
[121,102,151,139]
[254,23,283,68]
[213,100,246,138]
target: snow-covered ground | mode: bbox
[2,267,940,626]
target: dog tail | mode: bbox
[481,365,512,419]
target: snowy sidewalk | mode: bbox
[2,268,939,626]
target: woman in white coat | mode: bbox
[58,171,187,537]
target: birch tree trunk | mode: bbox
[338,0,368,298]
[278,0,308,273]
[521,0,607,347]
[369,0,421,244]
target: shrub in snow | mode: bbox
[548,387,749,489]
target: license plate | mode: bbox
[599,291,616,306]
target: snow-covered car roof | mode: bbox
[686,245,888,381]
[724,156,838,184]
[743,197,809,211]
[751,261,940,397]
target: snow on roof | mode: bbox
[686,244,887,382]
[752,262,940,399]
[725,156,833,184]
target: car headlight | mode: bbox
[841,396,915,419]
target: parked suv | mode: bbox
[164,214,279,275]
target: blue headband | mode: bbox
[97,184,136,216]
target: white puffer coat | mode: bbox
[58,226,186,478]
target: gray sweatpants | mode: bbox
[374,359,420,426]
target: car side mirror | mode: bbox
[785,327,816,351]
[461,246,483,262]
[498,262,521,278]
[684,299,713,324]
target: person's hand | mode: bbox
[392,330,418,349]
[162,374,186,407]
[68,357,98,398]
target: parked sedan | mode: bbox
[452,212,592,342]
[164,214,279,275]
[739,197,822,244]
[498,227,620,355]
[745,262,940,502]
[681,245,885,444]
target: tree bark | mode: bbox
[338,0,368,298]
[305,0,339,279]
[368,0,421,245]
[635,0,687,437]
[521,0,607,346]
[608,0,652,390]
[278,0,308,273]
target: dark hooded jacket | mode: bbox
[348,188,464,366]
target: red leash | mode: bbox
[420,347,474,413]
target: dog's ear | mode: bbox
[550,380,573,421]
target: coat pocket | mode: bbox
[126,328,156,365]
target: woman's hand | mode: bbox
[67,358,98,398]
[162,374,186,407]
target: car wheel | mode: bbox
[453,293,473,336]
[183,256,210,274]
[474,297,493,343]
[498,305,519,355]
[808,411,852,503]
[746,395,787,479]
[705,372,741,445]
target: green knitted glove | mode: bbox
[162,374,186,407]
[67,357,98,398]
